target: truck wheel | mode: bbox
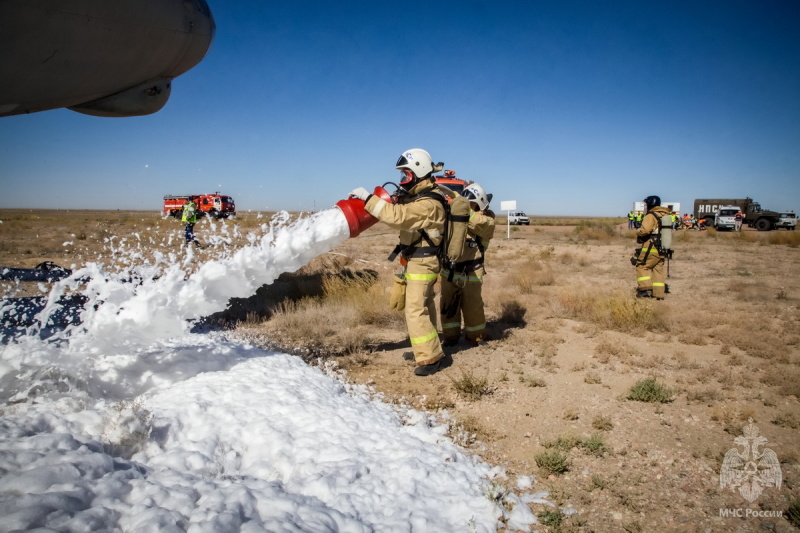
[210,209,219,219]
[754,218,772,231]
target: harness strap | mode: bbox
[388,191,447,262]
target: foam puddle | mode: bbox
[0,207,543,531]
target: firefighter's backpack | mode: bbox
[388,192,473,275]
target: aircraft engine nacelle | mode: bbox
[0,0,215,118]
[69,79,173,117]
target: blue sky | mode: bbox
[1,0,799,216]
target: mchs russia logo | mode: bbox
[720,419,782,503]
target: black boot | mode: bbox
[636,289,653,298]
[414,354,452,377]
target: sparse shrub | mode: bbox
[322,272,400,327]
[761,367,800,397]
[543,433,581,451]
[520,375,546,387]
[584,372,602,384]
[339,329,372,356]
[537,508,563,528]
[601,294,666,332]
[710,405,756,435]
[534,450,570,475]
[592,415,613,431]
[572,220,617,241]
[787,496,800,528]
[589,473,609,491]
[538,245,555,260]
[556,290,668,333]
[735,230,757,243]
[580,434,606,456]
[626,378,674,403]
[498,300,526,324]
[686,388,722,404]
[771,413,799,429]
[563,408,579,421]
[450,415,483,446]
[507,260,554,291]
[345,353,372,367]
[536,343,558,359]
[451,369,492,401]
[767,231,800,247]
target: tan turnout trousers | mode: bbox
[365,180,446,366]
[635,243,666,298]
[404,256,444,365]
[440,209,494,342]
[440,267,487,342]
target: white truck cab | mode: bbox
[714,205,741,231]
[776,211,797,230]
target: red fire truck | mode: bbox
[163,193,236,219]
[434,169,468,196]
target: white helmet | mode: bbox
[396,148,434,186]
[462,182,489,210]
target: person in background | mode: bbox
[628,210,635,229]
[349,148,449,377]
[439,182,495,347]
[734,210,744,231]
[181,199,200,246]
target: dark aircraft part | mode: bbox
[0,0,215,117]
[0,262,73,282]
[69,79,173,117]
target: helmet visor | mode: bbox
[462,189,478,202]
[399,168,414,186]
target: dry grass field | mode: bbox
[2,208,799,532]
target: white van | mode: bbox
[508,211,530,225]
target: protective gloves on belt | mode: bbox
[349,187,370,201]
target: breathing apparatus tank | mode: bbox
[444,194,472,265]
[660,214,673,253]
[335,185,396,238]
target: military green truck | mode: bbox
[693,198,781,231]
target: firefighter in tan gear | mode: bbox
[349,148,449,376]
[633,195,671,299]
[439,182,495,346]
